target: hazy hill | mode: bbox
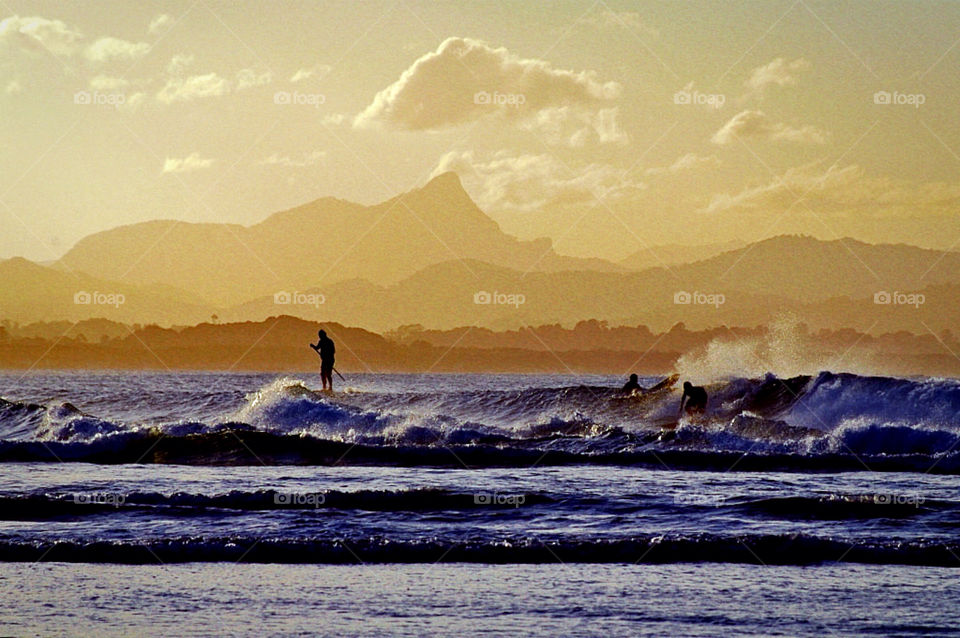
[56,172,621,306]
[674,235,960,302]
[619,240,745,271]
[0,257,211,325]
[219,236,960,332]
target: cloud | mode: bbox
[744,57,809,99]
[524,106,628,147]
[290,64,331,83]
[121,92,146,111]
[236,67,272,90]
[259,150,326,167]
[84,37,150,63]
[5,79,22,94]
[702,162,960,218]
[89,75,129,90]
[0,15,82,56]
[149,14,174,36]
[712,110,827,145]
[156,72,230,103]
[166,53,194,75]
[163,153,214,173]
[583,10,659,38]
[431,150,644,212]
[645,153,719,176]
[354,37,620,130]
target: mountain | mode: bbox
[0,257,211,325]
[56,172,621,306]
[218,235,960,332]
[619,239,745,271]
[672,235,960,302]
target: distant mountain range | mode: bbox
[2,173,959,335]
[55,172,620,306]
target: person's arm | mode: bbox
[678,390,687,415]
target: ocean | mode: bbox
[1,371,958,636]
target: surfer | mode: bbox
[679,381,707,415]
[622,374,642,393]
[310,329,336,392]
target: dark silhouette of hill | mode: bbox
[3,315,959,377]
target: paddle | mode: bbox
[309,344,346,382]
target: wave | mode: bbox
[1,488,952,523]
[2,427,960,472]
[0,533,957,566]
[0,488,560,519]
[2,372,960,470]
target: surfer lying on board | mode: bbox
[679,381,707,415]
[310,330,336,392]
[622,374,642,393]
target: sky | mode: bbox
[2,0,959,262]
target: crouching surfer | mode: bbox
[678,381,707,416]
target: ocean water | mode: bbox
[1,371,958,636]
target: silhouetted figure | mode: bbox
[622,374,642,393]
[310,329,336,391]
[679,381,707,415]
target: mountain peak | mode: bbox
[422,170,464,191]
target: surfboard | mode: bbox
[648,373,680,393]
[612,374,680,402]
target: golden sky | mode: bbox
[2,0,959,261]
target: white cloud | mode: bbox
[0,15,82,56]
[354,37,620,130]
[584,10,659,38]
[712,110,827,145]
[120,92,146,112]
[259,150,326,167]
[156,72,230,104]
[84,37,150,63]
[322,113,346,126]
[524,106,628,147]
[645,153,719,176]
[236,67,272,90]
[702,162,960,221]
[166,53,194,76]
[744,57,809,99]
[431,150,644,213]
[290,64,331,83]
[89,75,129,90]
[148,14,174,36]
[163,153,214,173]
